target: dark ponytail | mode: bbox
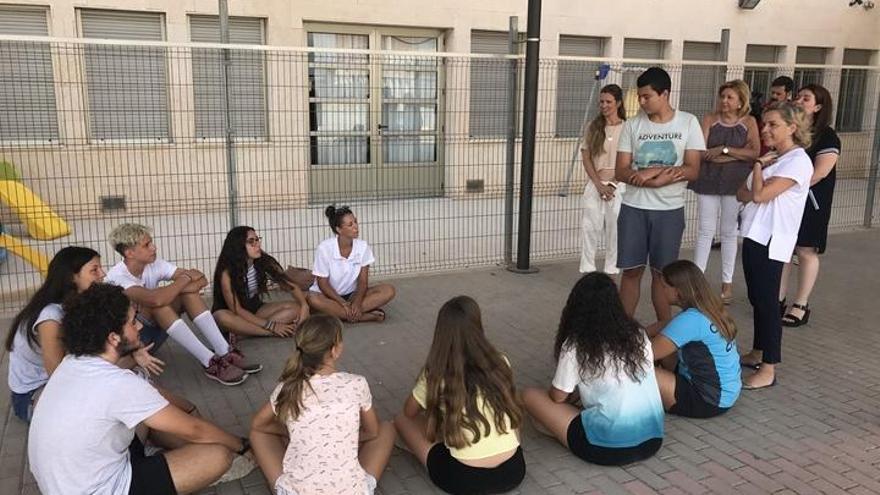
[324,204,353,234]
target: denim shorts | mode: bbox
[617,204,685,271]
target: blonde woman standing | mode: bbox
[688,80,760,303]
[579,84,626,274]
[737,102,813,390]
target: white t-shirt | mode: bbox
[309,237,376,296]
[552,333,665,448]
[617,110,706,210]
[106,258,178,290]
[28,355,169,495]
[740,147,813,262]
[7,304,64,394]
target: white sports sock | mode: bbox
[193,311,231,356]
[166,319,214,367]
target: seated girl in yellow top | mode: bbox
[394,296,525,494]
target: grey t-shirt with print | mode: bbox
[618,110,706,210]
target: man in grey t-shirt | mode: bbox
[615,67,706,322]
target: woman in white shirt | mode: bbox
[307,205,396,323]
[736,101,813,390]
[579,84,626,274]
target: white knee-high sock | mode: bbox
[166,319,214,367]
[192,311,231,356]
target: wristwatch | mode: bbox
[721,146,730,155]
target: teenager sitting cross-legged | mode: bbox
[212,226,310,338]
[106,223,259,386]
[307,205,395,323]
[28,283,252,495]
[250,314,395,495]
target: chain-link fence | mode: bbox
[1,38,878,313]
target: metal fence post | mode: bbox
[219,0,238,227]
[511,0,541,273]
[864,74,880,228]
[503,16,519,267]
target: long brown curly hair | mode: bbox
[553,273,648,382]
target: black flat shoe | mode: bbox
[740,361,761,370]
[782,303,810,327]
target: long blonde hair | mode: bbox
[422,296,523,449]
[273,315,343,423]
[662,260,737,342]
[585,84,626,160]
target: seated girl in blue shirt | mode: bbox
[650,260,742,418]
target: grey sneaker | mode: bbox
[210,453,256,486]
[204,355,247,385]
[224,347,263,375]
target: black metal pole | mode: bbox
[513,0,541,272]
[503,16,519,267]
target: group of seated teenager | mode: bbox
[6,205,740,494]
[245,263,741,495]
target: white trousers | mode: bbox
[693,194,740,284]
[580,181,623,274]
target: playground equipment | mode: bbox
[0,233,49,276]
[0,180,71,240]
[0,160,70,276]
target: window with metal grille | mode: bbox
[836,49,876,132]
[621,38,667,92]
[555,35,607,137]
[679,41,725,117]
[0,5,59,142]
[190,15,267,140]
[307,32,371,165]
[79,9,169,141]
[744,44,783,104]
[794,46,828,92]
[469,30,522,138]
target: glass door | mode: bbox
[307,27,443,203]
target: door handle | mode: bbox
[377,124,389,131]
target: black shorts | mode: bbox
[669,373,729,419]
[128,436,175,495]
[425,443,525,495]
[242,296,264,314]
[566,416,662,466]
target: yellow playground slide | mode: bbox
[0,233,49,276]
[0,180,71,240]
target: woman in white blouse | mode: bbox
[736,101,813,390]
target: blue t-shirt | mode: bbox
[661,308,741,408]
[552,335,664,448]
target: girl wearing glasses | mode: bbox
[307,205,395,323]
[212,226,310,338]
